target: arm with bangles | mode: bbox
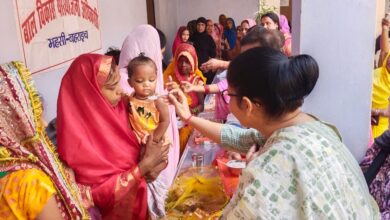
[200,58,230,73]
[167,88,263,153]
[181,81,220,94]
[190,79,205,114]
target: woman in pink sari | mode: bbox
[261,12,292,56]
[57,54,168,219]
[118,24,180,219]
[172,26,190,56]
[206,19,223,59]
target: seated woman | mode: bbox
[0,62,88,219]
[57,54,169,219]
[168,47,379,219]
[164,43,206,153]
[261,12,292,56]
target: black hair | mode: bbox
[240,26,284,50]
[127,53,157,79]
[261,12,280,30]
[196,17,207,25]
[104,47,121,65]
[187,20,197,36]
[227,47,319,117]
[156,28,166,49]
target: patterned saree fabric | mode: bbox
[221,121,380,219]
[372,53,390,138]
[57,54,147,219]
[0,62,88,219]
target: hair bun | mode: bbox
[138,52,145,57]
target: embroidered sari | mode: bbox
[372,53,390,138]
[57,54,147,219]
[0,62,88,219]
[118,24,180,219]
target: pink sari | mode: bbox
[57,54,148,219]
[118,25,180,218]
[172,26,188,55]
[244,18,257,28]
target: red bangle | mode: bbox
[184,114,193,125]
[204,85,210,94]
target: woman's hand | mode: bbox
[180,81,195,93]
[200,58,222,72]
[138,135,169,177]
[165,81,179,91]
[144,159,168,182]
[226,151,243,160]
[245,145,261,163]
[165,75,179,92]
[168,88,192,120]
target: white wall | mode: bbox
[293,0,376,161]
[154,0,179,62]
[0,0,147,121]
[155,0,259,61]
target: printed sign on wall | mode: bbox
[14,0,101,74]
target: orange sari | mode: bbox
[163,43,206,153]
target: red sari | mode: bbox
[57,54,147,219]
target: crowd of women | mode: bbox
[0,11,385,220]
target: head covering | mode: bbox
[224,17,237,49]
[196,17,207,26]
[172,26,188,56]
[118,24,180,217]
[207,20,217,40]
[57,54,147,218]
[279,14,291,34]
[163,43,206,108]
[372,53,390,138]
[0,62,88,219]
[243,18,257,28]
[119,25,163,95]
[212,23,224,58]
[187,20,197,37]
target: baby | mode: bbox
[127,53,171,218]
[127,53,170,146]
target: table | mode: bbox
[165,112,232,219]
